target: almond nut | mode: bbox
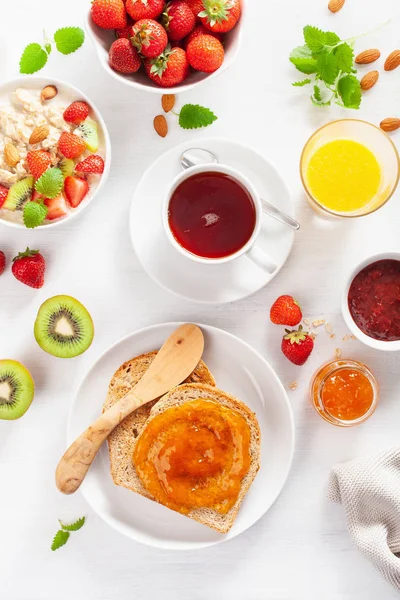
[161,94,176,113]
[360,70,379,91]
[29,125,50,145]
[41,85,58,101]
[4,143,20,167]
[380,118,400,132]
[384,50,400,71]
[153,115,168,138]
[355,49,381,64]
[328,0,345,12]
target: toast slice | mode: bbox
[103,352,216,494]
[127,383,261,534]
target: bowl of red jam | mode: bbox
[342,252,400,350]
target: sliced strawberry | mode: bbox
[58,132,86,159]
[75,155,105,174]
[44,194,69,220]
[27,150,52,180]
[0,185,8,208]
[63,101,90,125]
[64,176,89,208]
[32,190,42,202]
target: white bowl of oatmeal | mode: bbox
[0,77,111,229]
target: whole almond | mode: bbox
[161,94,175,113]
[360,70,379,91]
[355,49,381,65]
[4,143,20,167]
[29,125,50,145]
[380,118,400,132]
[328,0,345,12]
[41,85,58,101]
[384,50,400,71]
[153,115,168,138]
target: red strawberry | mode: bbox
[125,0,164,20]
[145,46,189,86]
[199,0,240,33]
[43,194,69,220]
[0,185,8,208]
[64,176,89,208]
[184,23,222,48]
[186,34,224,72]
[270,295,302,326]
[109,38,141,73]
[63,101,90,125]
[132,19,168,58]
[75,155,105,174]
[58,132,86,159]
[162,1,196,42]
[12,248,45,289]
[281,326,314,366]
[186,0,204,18]
[27,150,51,180]
[115,24,133,39]
[91,0,127,29]
[0,251,5,275]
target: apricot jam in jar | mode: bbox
[310,359,379,427]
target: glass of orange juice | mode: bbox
[300,119,399,218]
[310,359,379,427]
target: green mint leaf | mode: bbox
[54,27,85,55]
[313,85,322,102]
[316,50,339,84]
[179,104,217,130]
[23,200,48,229]
[292,78,312,87]
[334,43,354,73]
[44,43,52,55]
[59,517,85,532]
[19,43,48,74]
[337,74,361,109]
[51,530,70,551]
[303,26,327,53]
[324,31,341,46]
[289,46,318,74]
[35,168,63,199]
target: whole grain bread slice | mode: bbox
[103,352,216,495]
[125,383,261,534]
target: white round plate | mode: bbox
[68,322,295,550]
[129,138,295,304]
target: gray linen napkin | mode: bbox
[328,448,400,591]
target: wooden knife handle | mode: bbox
[55,391,143,495]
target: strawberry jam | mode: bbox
[348,259,400,341]
[168,172,256,259]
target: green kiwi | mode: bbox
[3,176,34,211]
[34,295,94,358]
[0,360,35,420]
[76,118,98,152]
[58,157,75,179]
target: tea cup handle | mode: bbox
[246,245,277,274]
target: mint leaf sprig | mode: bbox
[290,25,362,109]
[178,104,218,129]
[51,517,85,551]
[20,27,85,74]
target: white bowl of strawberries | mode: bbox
[86,0,243,93]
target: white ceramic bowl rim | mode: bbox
[341,251,400,351]
[0,75,111,231]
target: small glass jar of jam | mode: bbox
[310,359,379,427]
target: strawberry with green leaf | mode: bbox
[145,46,189,86]
[132,19,168,58]
[199,0,240,33]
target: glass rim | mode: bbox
[299,118,400,218]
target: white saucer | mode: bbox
[67,322,295,550]
[129,138,295,304]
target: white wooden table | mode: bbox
[2,1,400,598]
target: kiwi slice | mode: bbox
[59,157,75,179]
[76,118,99,152]
[0,360,35,420]
[34,295,94,358]
[3,176,34,211]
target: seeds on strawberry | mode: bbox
[132,19,168,58]
[281,325,314,366]
[153,115,168,137]
[270,295,302,326]
[187,35,224,72]
[115,24,133,39]
[58,132,86,159]
[184,23,223,48]
[162,1,196,42]
[145,46,189,87]
[63,101,90,125]
[12,248,45,289]
[199,0,240,33]
[186,0,205,19]
[75,155,105,174]
[161,94,176,112]
[91,0,127,30]
[0,251,6,275]
[125,0,164,20]
[109,38,142,73]
[355,49,381,64]
[27,150,52,180]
